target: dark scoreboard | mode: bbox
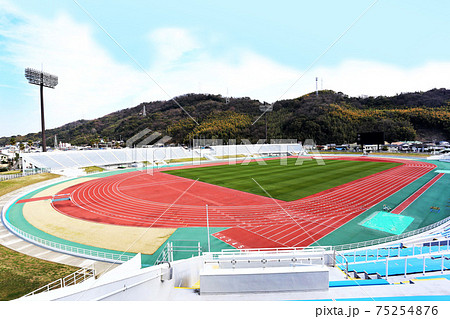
[357,132,385,145]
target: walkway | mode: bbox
[0,178,115,274]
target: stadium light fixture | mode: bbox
[25,68,58,152]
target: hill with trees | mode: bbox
[1,88,449,147]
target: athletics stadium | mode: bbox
[1,144,450,300]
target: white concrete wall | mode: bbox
[22,254,204,301]
[200,266,329,294]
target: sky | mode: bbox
[0,0,449,137]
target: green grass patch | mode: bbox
[165,158,401,201]
[0,245,78,300]
[0,172,76,300]
[0,170,21,175]
[83,166,105,173]
[166,157,207,163]
[0,173,60,197]
[215,154,247,159]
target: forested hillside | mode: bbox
[2,88,449,146]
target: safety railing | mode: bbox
[0,168,50,181]
[1,197,134,263]
[155,240,202,265]
[204,255,327,268]
[22,267,95,298]
[203,247,331,269]
[0,173,24,181]
[339,239,450,264]
[335,251,349,275]
[343,253,450,280]
[219,246,333,257]
[334,216,450,252]
[3,219,133,263]
[384,254,450,279]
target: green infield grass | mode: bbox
[165,158,401,201]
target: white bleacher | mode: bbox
[211,143,303,157]
[427,153,450,162]
[21,144,302,172]
[21,147,199,172]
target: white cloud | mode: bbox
[1,7,148,133]
[314,60,450,97]
[149,27,201,66]
[1,2,449,137]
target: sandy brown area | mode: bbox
[22,177,175,254]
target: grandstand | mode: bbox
[21,147,199,172]
[210,143,304,157]
[20,143,304,173]
[428,153,450,163]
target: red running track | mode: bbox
[52,157,436,249]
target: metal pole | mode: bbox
[404,258,407,278]
[40,75,47,152]
[423,256,425,276]
[206,204,211,253]
[385,259,388,279]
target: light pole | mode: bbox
[25,68,58,152]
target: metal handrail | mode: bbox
[155,240,202,264]
[4,219,133,262]
[1,197,133,263]
[204,255,326,267]
[22,267,95,297]
[220,246,333,255]
[0,173,24,181]
[340,239,450,263]
[334,216,450,252]
[334,251,349,274]
[0,168,50,181]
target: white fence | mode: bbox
[155,240,202,264]
[0,168,50,181]
[0,173,23,181]
[1,195,134,263]
[204,246,334,269]
[22,267,95,298]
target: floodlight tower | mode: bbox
[25,68,58,152]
